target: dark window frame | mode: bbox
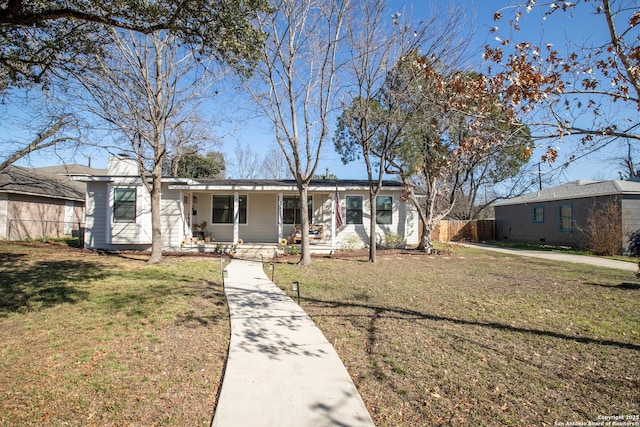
[346,196,363,225]
[283,195,313,225]
[376,196,393,225]
[212,195,247,224]
[113,188,137,223]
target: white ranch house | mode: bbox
[77,157,419,252]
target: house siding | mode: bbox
[109,185,152,245]
[3,194,83,241]
[495,195,620,248]
[622,195,640,253]
[85,182,155,250]
[0,194,7,240]
[85,183,108,249]
[79,165,420,251]
[335,191,414,248]
[161,186,186,248]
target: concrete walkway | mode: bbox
[211,260,375,427]
[464,243,638,272]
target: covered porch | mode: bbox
[169,180,342,248]
[176,241,336,260]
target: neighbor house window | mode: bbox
[346,196,363,224]
[532,206,544,223]
[376,196,393,225]
[558,204,572,232]
[213,195,247,224]
[113,188,136,223]
[283,196,313,224]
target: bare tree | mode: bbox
[335,1,471,262]
[261,146,291,179]
[449,125,535,220]
[76,30,216,263]
[244,0,349,265]
[165,119,223,177]
[226,143,263,179]
[0,113,81,172]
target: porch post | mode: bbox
[233,192,239,244]
[331,191,337,247]
[277,193,283,240]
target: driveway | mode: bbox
[464,243,638,273]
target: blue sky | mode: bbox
[9,1,625,183]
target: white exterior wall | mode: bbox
[107,157,139,176]
[333,191,418,248]
[108,184,151,245]
[245,193,278,242]
[161,185,187,249]
[85,180,155,250]
[403,201,419,246]
[84,182,108,249]
[83,176,419,251]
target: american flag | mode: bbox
[335,188,343,230]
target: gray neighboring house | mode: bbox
[0,165,104,241]
[494,179,640,254]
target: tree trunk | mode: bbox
[418,222,434,253]
[147,161,164,264]
[298,183,312,266]
[369,190,377,263]
[406,191,434,253]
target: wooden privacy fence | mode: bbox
[431,220,495,243]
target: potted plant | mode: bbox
[204,230,213,243]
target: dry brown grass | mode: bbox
[0,242,228,427]
[2,242,638,427]
[271,247,640,426]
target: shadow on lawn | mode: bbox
[585,281,640,290]
[305,297,640,353]
[0,256,107,314]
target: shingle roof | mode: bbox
[36,164,107,176]
[192,178,403,187]
[494,179,640,206]
[0,165,86,201]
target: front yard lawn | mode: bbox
[1,242,637,426]
[0,242,228,427]
[271,248,639,426]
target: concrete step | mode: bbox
[233,245,279,261]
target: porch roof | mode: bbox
[168,178,404,192]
